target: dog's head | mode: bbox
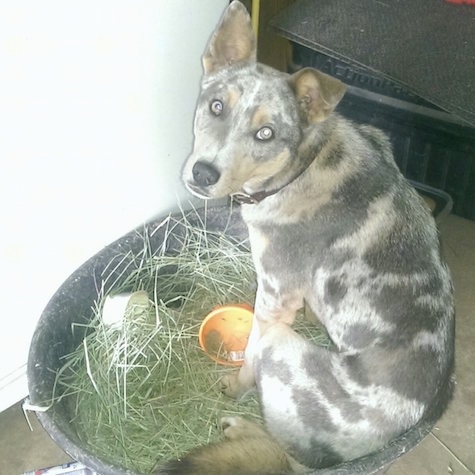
[182,1,346,201]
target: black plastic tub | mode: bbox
[27,201,449,475]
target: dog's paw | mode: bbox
[221,417,264,440]
[221,416,245,439]
[221,417,251,439]
[220,372,244,399]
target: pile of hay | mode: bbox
[51,210,328,474]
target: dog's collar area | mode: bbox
[231,189,280,205]
[231,157,315,205]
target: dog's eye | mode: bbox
[210,99,223,116]
[256,126,274,141]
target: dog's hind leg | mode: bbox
[254,321,427,467]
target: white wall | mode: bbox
[0,0,227,412]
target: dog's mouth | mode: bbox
[185,181,213,200]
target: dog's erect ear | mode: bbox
[289,68,346,124]
[202,1,256,75]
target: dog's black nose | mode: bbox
[192,161,220,186]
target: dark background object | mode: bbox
[269,0,475,221]
[270,0,475,127]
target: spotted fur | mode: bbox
[157,1,455,473]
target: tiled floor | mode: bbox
[1,213,474,475]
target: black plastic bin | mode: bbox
[27,201,450,475]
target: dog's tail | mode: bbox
[152,417,307,475]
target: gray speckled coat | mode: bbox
[176,1,455,472]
